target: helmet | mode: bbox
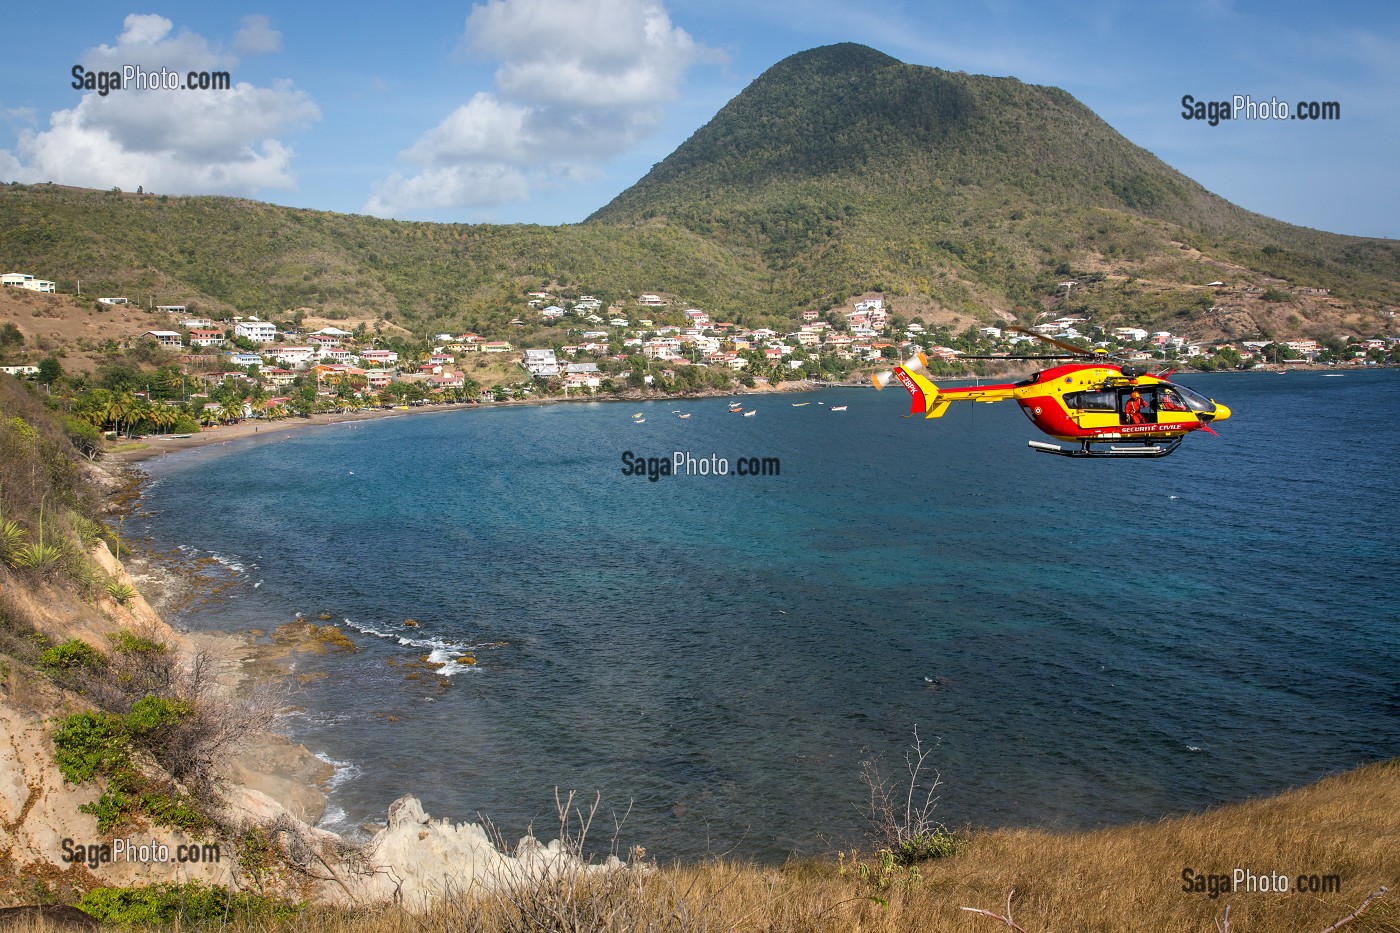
[1131,390,1140,398]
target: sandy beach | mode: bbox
[107,403,479,463]
[106,379,827,464]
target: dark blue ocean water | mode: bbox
[133,371,1400,860]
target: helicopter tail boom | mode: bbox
[872,353,1016,418]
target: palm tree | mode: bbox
[218,400,244,424]
[107,392,138,437]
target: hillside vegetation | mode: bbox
[2,43,1399,346]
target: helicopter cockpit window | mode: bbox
[1064,390,1117,412]
[1167,383,1216,414]
[1158,387,1189,412]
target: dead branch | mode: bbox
[960,888,1030,932]
[1315,886,1388,933]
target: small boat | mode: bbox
[791,402,810,407]
[728,402,743,411]
[678,413,691,419]
[830,406,848,411]
[743,410,756,417]
[632,412,643,418]
[634,418,645,424]
[173,433,192,438]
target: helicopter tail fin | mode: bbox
[872,353,949,418]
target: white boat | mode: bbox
[830,405,848,411]
[743,410,756,417]
[634,418,645,423]
[791,402,810,407]
[678,413,691,419]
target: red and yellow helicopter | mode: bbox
[872,327,1231,458]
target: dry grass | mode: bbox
[4,759,1393,933]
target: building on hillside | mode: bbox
[98,297,129,305]
[1,273,56,293]
[234,319,278,343]
[187,328,226,348]
[142,330,183,349]
[524,348,560,376]
[359,349,399,367]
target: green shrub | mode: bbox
[894,828,963,865]
[125,695,191,733]
[52,711,127,783]
[110,628,165,653]
[80,785,136,833]
[76,882,301,925]
[38,638,107,673]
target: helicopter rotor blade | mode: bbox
[1006,326,1094,357]
[951,354,1078,361]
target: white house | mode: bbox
[235,319,278,343]
[268,346,315,367]
[1,273,56,293]
[524,348,560,377]
[359,349,399,367]
[98,297,129,305]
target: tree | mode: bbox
[37,357,62,385]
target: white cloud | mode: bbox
[235,14,283,56]
[364,0,722,217]
[0,14,316,196]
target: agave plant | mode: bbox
[0,483,29,566]
[8,495,62,573]
[104,577,139,605]
[70,513,106,549]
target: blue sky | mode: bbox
[2,0,1397,238]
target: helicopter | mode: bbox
[871,327,1232,458]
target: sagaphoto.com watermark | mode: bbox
[72,64,232,96]
[1181,93,1341,126]
[61,836,221,869]
[620,450,780,482]
[1181,866,1342,899]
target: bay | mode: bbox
[133,370,1400,861]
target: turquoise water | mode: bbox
[134,371,1400,860]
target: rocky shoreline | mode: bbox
[0,442,620,910]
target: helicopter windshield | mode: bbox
[1166,383,1216,414]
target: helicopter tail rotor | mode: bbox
[872,353,951,417]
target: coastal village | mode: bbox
[2,269,1397,433]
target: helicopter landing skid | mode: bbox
[1028,437,1183,458]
